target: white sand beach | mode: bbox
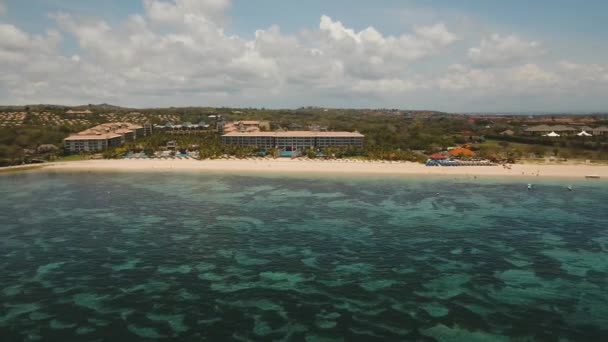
[21,159,608,179]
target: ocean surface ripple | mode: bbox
[1,172,607,341]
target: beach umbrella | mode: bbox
[429,153,447,160]
[543,131,560,137]
[577,131,592,137]
[448,148,476,157]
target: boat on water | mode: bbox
[585,175,601,179]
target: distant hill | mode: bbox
[0,104,68,111]
[84,103,131,111]
[0,103,132,112]
[0,104,449,116]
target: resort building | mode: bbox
[91,122,145,141]
[524,125,608,137]
[524,125,577,136]
[153,122,211,134]
[143,123,154,136]
[205,115,226,134]
[64,133,123,153]
[222,131,365,151]
[592,126,608,136]
[63,122,145,153]
[166,141,178,150]
[65,109,93,115]
[223,121,271,134]
[0,112,26,127]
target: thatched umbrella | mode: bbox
[429,153,448,160]
[448,148,476,158]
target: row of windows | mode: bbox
[66,140,107,144]
[66,145,106,149]
[276,138,315,141]
[223,137,363,148]
[65,139,112,152]
[318,142,363,145]
[223,137,363,142]
[64,135,126,153]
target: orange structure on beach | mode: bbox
[449,147,476,158]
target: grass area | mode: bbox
[0,165,45,174]
[54,154,90,162]
[518,158,608,165]
[482,139,572,153]
[479,139,606,161]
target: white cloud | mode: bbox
[0,24,61,60]
[252,26,344,88]
[312,15,458,80]
[0,24,60,53]
[438,64,496,90]
[414,23,457,46]
[319,15,361,42]
[509,63,557,85]
[559,61,608,82]
[143,0,230,25]
[0,24,30,50]
[0,1,461,105]
[468,34,543,67]
[439,63,559,92]
[318,15,457,61]
[352,78,424,94]
[0,0,606,111]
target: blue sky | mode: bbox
[0,0,607,111]
[8,0,608,40]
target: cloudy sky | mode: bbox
[1,0,607,112]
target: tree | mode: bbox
[528,145,546,158]
[306,150,317,159]
[424,143,442,155]
[143,147,154,156]
[268,148,280,159]
[14,135,32,148]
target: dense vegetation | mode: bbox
[1,105,608,166]
[0,127,76,166]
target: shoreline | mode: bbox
[0,164,46,174]
[3,159,606,180]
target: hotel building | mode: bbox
[153,121,211,134]
[223,121,271,134]
[64,133,123,153]
[63,122,145,153]
[221,131,365,151]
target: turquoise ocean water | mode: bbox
[1,171,607,341]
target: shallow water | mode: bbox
[1,172,607,341]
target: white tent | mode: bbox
[577,130,592,137]
[543,131,560,137]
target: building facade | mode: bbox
[222,131,364,151]
[153,122,210,134]
[524,125,577,136]
[592,126,608,136]
[63,122,145,153]
[143,123,154,136]
[64,134,123,153]
[223,121,271,134]
[525,125,608,137]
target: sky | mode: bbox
[0,0,607,112]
